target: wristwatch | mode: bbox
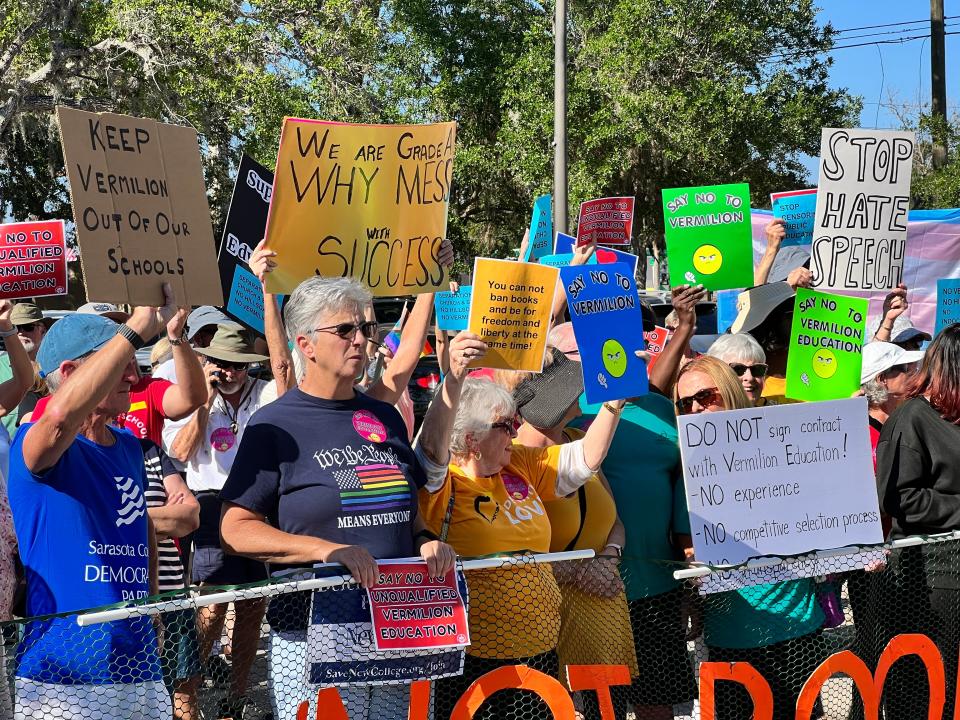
[116,324,146,350]
[168,328,188,346]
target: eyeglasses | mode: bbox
[884,363,916,376]
[15,323,38,332]
[675,387,723,414]
[208,358,250,372]
[489,417,519,434]
[313,321,379,341]
[729,363,768,378]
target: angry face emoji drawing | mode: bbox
[602,339,628,378]
[692,244,723,275]
[812,348,838,379]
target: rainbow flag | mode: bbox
[332,464,411,513]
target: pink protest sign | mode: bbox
[576,197,635,246]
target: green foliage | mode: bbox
[1,0,860,265]
[903,111,960,210]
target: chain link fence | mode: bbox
[3,537,959,719]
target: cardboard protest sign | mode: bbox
[560,262,649,403]
[307,570,467,686]
[57,106,223,306]
[771,189,817,248]
[576,197,634,246]
[217,155,275,334]
[367,560,470,652]
[661,183,754,291]
[554,232,576,254]
[643,326,669,370]
[523,195,552,261]
[468,258,558,372]
[810,128,915,292]
[679,397,883,568]
[596,247,639,276]
[785,288,867,401]
[935,278,960,336]
[715,289,742,334]
[434,285,472,332]
[263,118,455,297]
[0,220,68,300]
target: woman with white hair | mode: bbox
[219,276,468,720]
[707,333,769,405]
[414,369,625,719]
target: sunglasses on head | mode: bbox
[313,320,379,341]
[729,362,768,378]
[208,358,250,371]
[675,387,722,414]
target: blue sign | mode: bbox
[538,253,598,269]
[434,285,472,332]
[597,247,639,276]
[935,278,960,336]
[560,262,649,403]
[715,288,742,334]
[524,195,553,261]
[771,189,817,248]
[554,232,577,254]
[226,266,271,335]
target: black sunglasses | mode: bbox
[675,387,722,414]
[208,357,250,371]
[15,323,38,332]
[489,417,519,434]
[313,321,379,341]
[729,363,768,378]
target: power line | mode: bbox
[829,15,958,35]
[767,30,960,62]
[831,21,959,43]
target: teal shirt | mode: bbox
[0,355,16,435]
[704,578,824,649]
[575,393,689,601]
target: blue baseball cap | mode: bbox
[38,313,119,375]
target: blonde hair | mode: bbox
[675,356,751,414]
[150,338,173,368]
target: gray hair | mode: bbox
[707,333,766,364]
[44,369,65,393]
[450,377,516,457]
[284,276,373,358]
[861,377,889,407]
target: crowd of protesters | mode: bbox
[0,215,954,720]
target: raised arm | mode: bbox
[22,289,174,474]
[159,309,208,419]
[550,238,596,326]
[368,292,434,405]
[647,285,705,396]
[0,301,34,417]
[874,283,909,342]
[754,219,785,286]
[415,332,486,466]
[249,239,296,395]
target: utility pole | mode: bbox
[931,0,947,168]
[553,0,568,234]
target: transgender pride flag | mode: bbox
[752,207,960,334]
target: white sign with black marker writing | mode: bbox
[679,397,883,567]
[810,128,915,292]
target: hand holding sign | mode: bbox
[248,239,277,284]
[448,331,488,380]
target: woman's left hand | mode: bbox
[439,238,455,268]
[419,540,457,578]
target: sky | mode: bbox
[801,1,960,178]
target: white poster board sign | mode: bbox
[679,397,883,567]
[810,128,915,292]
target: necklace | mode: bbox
[218,381,255,436]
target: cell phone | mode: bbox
[210,369,223,388]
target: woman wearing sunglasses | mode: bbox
[705,333,769,405]
[675,357,827,720]
[414,370,625,719]
[219,276,465,720]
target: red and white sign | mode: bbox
[367,560,470,652]
[0,220,68,300]
[576,196,635,247]
[643,325,670,369]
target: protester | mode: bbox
[153,306,234,382]
[513,351,639,720]
[860,342,924,463]
[219,276,458,720]
[415,360,625,720]
[706,333,768,405]
[163,325,273,720]
[731,281,797,405]
[875,324,960,718]
[9,291,179,720]
[0,302,53,433]
[869,284,931,351]
[675,356,826,720]
[142,438,201,720]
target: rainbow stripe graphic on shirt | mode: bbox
[332,464,411,513]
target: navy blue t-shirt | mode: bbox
[221,388,425,629]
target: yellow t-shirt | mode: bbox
[759,375,801,406]
[419,444,562,659]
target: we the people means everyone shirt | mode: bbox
[162,378,272,493]
[7,424,161,684]
[221,388,424,629]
